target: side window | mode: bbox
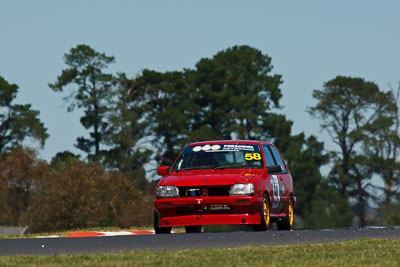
[262,145,276,166]
[268,145,287,173]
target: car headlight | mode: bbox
[229,183,255,196]
[157,185,179,198]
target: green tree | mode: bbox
[0,76,48,154]
[266,114,352,228]
[104,73,152,188]
[191,45,282,140]
[366,86,399,204]
[126,69,205,166]
[305,179,353,228]
[139,45,283,165]
[308,76,396,227]
[50,150,81,171]
[378,194,400,226]
[49,44,115,162]
[362,85,400,225]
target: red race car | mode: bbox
[154,140,295,233]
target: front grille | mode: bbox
[207,186,230,196]
[179,187,202,197]
[178,186,231,197]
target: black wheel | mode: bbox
[253,193,271,231]
[154,210,172,234]
[185,225,202,233]
[277,199,294,231]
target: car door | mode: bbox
[262,144,284,213]
[268,144,291,208]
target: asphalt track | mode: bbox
[1,228,400,256]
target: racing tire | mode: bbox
[185,225,202,233]
[154,210,172,234]
[253,193,271,231]
[277,199,294,231]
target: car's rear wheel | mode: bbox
[185,225,202,233]
[154,211,172,234]
[277,199,294,231]
[253,193,270,231]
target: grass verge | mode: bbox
[0,238,399,266]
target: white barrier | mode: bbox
[0,226,28,236]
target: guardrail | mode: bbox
[0,226,28,236]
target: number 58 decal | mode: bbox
[245,153,261,160]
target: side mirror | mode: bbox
[267,165,282,174]
[157,166,170,176]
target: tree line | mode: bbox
[0,44,399,232]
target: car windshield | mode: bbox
[173,144,264,171]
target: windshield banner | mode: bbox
[192,144,255,152]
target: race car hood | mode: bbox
[160,169,263,186]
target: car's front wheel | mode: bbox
[253,193,271,231]
[154,210,172,234]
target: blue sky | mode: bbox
[1,0,399,163]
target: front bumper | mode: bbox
[154,196,263,227]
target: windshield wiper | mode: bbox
[214,163,259,170]
[178,164,217,172]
